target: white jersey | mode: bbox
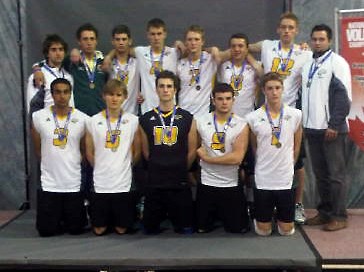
[301,51,352,130]
[177,52,218,117]
[197,112,247,187]
[261,40,312,106]
[27,65,74,112]
[110,56,139,115]
[218,60,258,117]
[246,105,302,190]
[32,106,88,192]
[87,111,138,193]
[135,46,178,114]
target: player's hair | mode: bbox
[155,70,180,91]
[311,24,332,40]
[42,34,68,59]
[103,79,128,97]
[229,33,249,47]
[279,12,299,27]
[212,83,234,98]
[185,25,205,41]
[261,72,284,88]
[112,24,131,38]
[147,18,166,31]
[50,78,72,94]
[76,23,98,40]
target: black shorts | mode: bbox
[142,187,194,233]
[196,184,249,233]
[254,188,294,223]
[89,192,135,229]
[36,190,87,236]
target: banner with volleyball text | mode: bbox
[341,16,364,151]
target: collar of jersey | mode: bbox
[153,105,179,118]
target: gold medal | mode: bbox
[271,134,280,146]
[89,82,95,89]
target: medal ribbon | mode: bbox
[189,52,204,85]
[231,59,247,89]
[156,106,176,138]
[105,109,122,144]
[307,50,332,88]
[213,112,233,145]
[43,63,65,79]
[265,103,283,144]
[52,106,72,141]
[113,56,129,82]
[150,47,165,76]
[277,42,293,72]
[81,52,97,84]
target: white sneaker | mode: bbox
[295,202,306,224]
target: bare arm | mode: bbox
[132,126,142,164]
[139,125,150,160]
[187,119,198,169]
[101,49,116,72]
[248,41,263,54]
[197,125,249,165]
[208,47,231,65]
[293,124,303,163]
[174,40,186,58]
[30,123,41,160]
[85,130,95,167]
[246,53,264,78]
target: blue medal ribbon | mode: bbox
[52,107,72,142]
[189,52,204,86]
[264,103,284,146]
[113,56,130,82]
[81,52,97,85]
[150,47,165,77]
[231,59,247,90]
[277,42,293,72]
[213,112,233,146]
[105,109,122,144]
[43,63,65,79]
[155,105,177,138]
[307,50,332,88]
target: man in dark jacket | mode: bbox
[301,24,351,231]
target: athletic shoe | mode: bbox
[294,202,306,224]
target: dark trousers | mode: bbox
[306,133,348,221]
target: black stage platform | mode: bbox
[0,211,319,271]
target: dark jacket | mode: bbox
[328,73,351,133]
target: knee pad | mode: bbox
[278,225,295,236]
[253,219,272,236]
